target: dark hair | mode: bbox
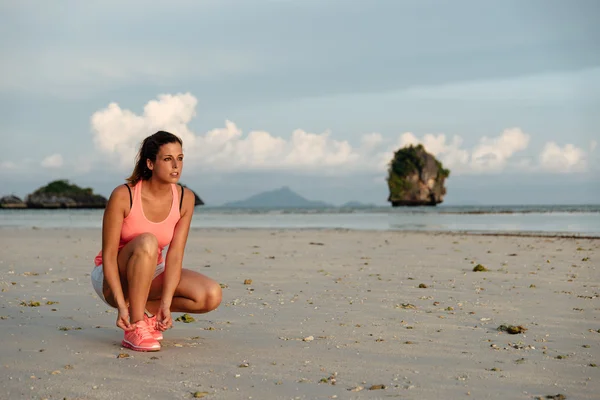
[126,131,183,185]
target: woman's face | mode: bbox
[147,142,184,183]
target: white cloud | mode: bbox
[470,128,530,172]
[380,131,488,174]
[90,93,592,177]
[539,142,587,173]
[41,154,63,168]
[284,129,358,168]
[91,93,198,169]
[360,132,383,151]
[91,93,362,173]
[382,128,593,176]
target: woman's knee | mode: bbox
[204,281,222,312]
[132,233,158,258]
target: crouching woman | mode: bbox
[91,131,222,351]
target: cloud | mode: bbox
[90,93,592,177]
[389,132,470,173]
[41,154,63,168]
[91,93,362,173]
[383,128,592,176]
[360,133,384,151]
[470,128,530,172]
[91,93,198,169]
[539,142,587,173]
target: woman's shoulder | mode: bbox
[178,185,196,215]
[108,183,133,203]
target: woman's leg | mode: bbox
[145,269,222,315]
[103,233,159,324]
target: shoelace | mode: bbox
[146,316,158,331]
[133,323,154,341]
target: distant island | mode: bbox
[387,144,450,206]
[221,187,334,209]
[0,179,204,209]
[0,180,108,209]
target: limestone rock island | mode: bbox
[386,144,450,206]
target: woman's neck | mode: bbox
[143,178,171,197]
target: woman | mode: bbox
[91,131,222,352]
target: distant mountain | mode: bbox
[221,187,333,208]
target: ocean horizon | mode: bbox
[1,204,599,237]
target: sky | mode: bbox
[1,0,599,206]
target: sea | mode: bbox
[1,204,599,237]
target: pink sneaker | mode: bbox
[144,313,164,341]
[121,320,161,352]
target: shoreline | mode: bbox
[3,206,600,238]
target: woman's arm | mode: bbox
[101,185,129,311]
[161,187,196,308]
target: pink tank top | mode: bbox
[94,180,181,267]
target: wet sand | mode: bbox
[0,227,598,399]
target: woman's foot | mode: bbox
[121,320,161,352]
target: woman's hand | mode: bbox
[116,306,135,331]
[156,304,173,332]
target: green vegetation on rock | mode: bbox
[32,179,96,196]
[26,179,107,208]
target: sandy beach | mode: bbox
[0,227,598,400]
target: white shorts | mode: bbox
[91,263,166,307]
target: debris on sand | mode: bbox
[243,279,253,285]
[193,391,209,398]
[368,384,386,390]
[309,242,325,246]
[117,353,130,358]
[497,324,527,334]
[319,372,337,385]
[418,283,428,288]
[473,264,489,272]
[59,326,82,331]
[20,301,41,307]
[176,313,196,323]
